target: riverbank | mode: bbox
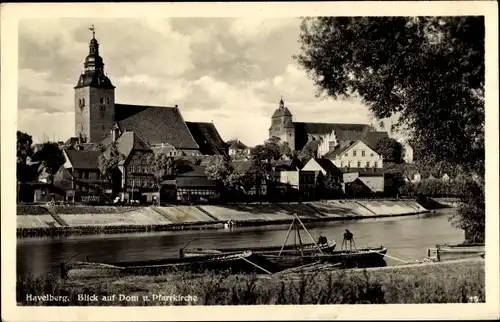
[17,200,430,237]
[16,258,484,305]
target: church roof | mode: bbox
[361,131,389,150]
[115,104,199,150]
[271,107,293,118]
[74,73,115,89]
[185,122,227,155]
[294,122,370,136]
[302,139,321,153]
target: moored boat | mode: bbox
[183,240,336,257]
[262,246,388,271]
[62,250,278,278]
[427,243,485,262]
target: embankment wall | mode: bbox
[17,200,430,236]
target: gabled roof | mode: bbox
[227,139,249,151]
[114,131,152,158]
[323,143,353,159]
[324,140,380,159]
[64,149,101,170]
[313,158,342,176]
[115,104,199,150]
[185,121,227,155]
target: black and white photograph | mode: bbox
[1,1,499,321]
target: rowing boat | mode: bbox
[62,250,278,278]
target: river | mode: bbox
[17,209,464,277]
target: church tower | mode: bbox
[74,25,115,143]
[269,96,295,151]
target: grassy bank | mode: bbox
[17,259,484,305]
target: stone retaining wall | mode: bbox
[17,200,429,234]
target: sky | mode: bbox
[18,18,382,146]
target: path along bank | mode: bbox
[17,199,438,237]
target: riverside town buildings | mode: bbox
[19,26,396,204]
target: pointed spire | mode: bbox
[279,95,284,109]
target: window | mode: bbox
[128,180,133,187]
[340,162,343,168]
[366,161,370,168]
[143,180,147,187]
[107,97,110,104]
[353,150,357,157]
[371,153,374,157]
[82,99,85,106]
[374,162,378,168]
[347,162,351,168]
[362,150,365,157]
[357,161,361,168]
[100,97,104,104]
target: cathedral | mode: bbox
[70,28,227,157]
[269,97,388,158]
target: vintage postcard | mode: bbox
[1,1,499,321]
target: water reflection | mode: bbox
[17,210,464,276]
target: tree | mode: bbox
[297,146,316,165]
[17,131,34,182]
[323,173,344,198]
[31,142,66,184]
[251,136,289,163]
[98,143,125,181]
[147,153,177,192]
[375,137,403,164]
[296,17,484,242]
[17,131,33,164]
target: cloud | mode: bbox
[18,18,372,146]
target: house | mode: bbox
[323,140,383,171]
[171,164,218,203]
[269,96,389,156]
[301,158,343,178]
[341,168,385,193]
[62,148,110,202]
[227,139,251,158]
[109,131,156,202]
